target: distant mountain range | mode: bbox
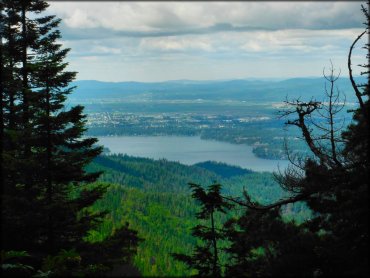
[69,76,366,103]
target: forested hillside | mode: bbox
[85,155,310,276]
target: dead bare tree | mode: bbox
[224,10,369,210]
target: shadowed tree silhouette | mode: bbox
[173,183,232,277]
[223,2,369,276]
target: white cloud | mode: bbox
[72,29,350,60]
[80,56,100,61]
[46,1,367,82]
[49,2,195,32]
[48,1,363,32]
[238,29,362,55]
[91,45,122,55]
[139,37,213,52]
[64,9,98,28]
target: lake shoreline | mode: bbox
[96,135,290,172]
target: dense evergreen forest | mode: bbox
[1,0,369,277]
[86,155,310,276]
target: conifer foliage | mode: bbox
[1,0,138,275]
[173,183,232,277]
[223,2,369,277]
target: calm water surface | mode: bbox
[96,136,290,172]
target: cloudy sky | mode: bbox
[46,1,367,82]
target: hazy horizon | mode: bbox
[73,75,364,84]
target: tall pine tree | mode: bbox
[1,0,139,275]
[173,183,232,277]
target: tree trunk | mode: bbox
[210,208,219,276]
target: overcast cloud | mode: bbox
[47,1,367,82]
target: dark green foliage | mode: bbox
[224,209,319,277]
[0,250,35,277]
[80,221,141,276]
[1,0,103,253]
[85,156,304,276]
[39,249,82,277]
[173,183,232,277]
[1,0,139,275]
[87,183,199,276]
[90,154,224,193]
[189,183,232,219]
[89,154,291,202]
[194,161,253,178]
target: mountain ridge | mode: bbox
[69,76,366,103]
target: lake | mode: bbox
[96,135,290,172]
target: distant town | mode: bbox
[86,111,271,134]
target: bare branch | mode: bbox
[286,100,335,167]
[282,137,305,171]
[348,30,366,113]
[222,193,310,211]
